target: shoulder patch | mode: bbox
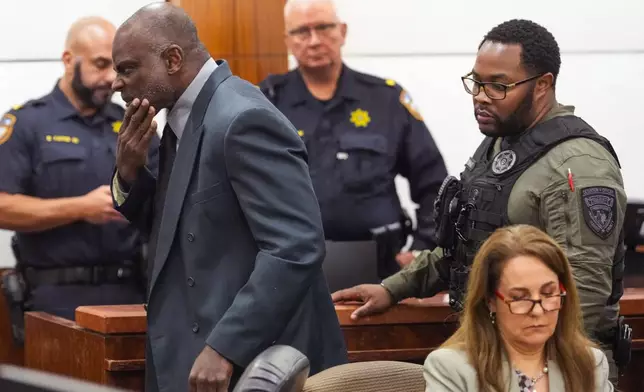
[0,113,16,145]
[581,186,617,240]
[399,90,424,121]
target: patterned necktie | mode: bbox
[146,123,177,284]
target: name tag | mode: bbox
[45,135,80,144]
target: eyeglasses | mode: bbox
[461,73,543,100]
[495,283,567,315]
[287,23,338,41]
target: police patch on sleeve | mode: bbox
[399,90,424,121]
[581,186,617,240]
[0,113,16,145]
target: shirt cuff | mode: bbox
[112,172,129,206]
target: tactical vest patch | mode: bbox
[492,150,517,175]
[581,186,617,239]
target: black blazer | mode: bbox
[113,60,347,392]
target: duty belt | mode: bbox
[24,265,137,288]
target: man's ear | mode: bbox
[61,50,75,74]
[340,22,348,43]
[535,72,554,99]
[163,45,184,75]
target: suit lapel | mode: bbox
[547,359,565,391]
[149,61,233,291]
[503,359,520,392]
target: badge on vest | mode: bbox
[581,186,617,240]
[491,150,516,175]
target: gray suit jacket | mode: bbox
[114,61,347,392]
[423,347,612,392]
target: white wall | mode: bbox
[323,0,644,224]
[0,0,161,267]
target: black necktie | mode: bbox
[155,123,177,209]
[146,124,177,284]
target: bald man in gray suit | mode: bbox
[110,4,347,391]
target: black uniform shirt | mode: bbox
[0,83,160,267]
[259,65,447,249]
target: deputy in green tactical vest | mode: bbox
[332,19,629,383]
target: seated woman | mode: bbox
[424,224,612,392]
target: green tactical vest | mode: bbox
[434,115,625,312]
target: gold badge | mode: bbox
[112,121,122,133]
[297,129,305,137]
[0,114,16,145]
[400,90,423,121]
[350,109,371,128]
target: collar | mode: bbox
[49,81,124,122]
[285,63,360,106]
[101,102,125,121]
[541,102,575,123]
[50,82,80,120]
[334,64,361,101]
[498,102,576,150]
[167,57,218,141]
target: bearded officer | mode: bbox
[332,19,626,383]
[0,17,159,323]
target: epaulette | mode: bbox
[10,98,46,113]
[1,99,48,145]
[353,71,399,90]
[353,71,424,121]
[258,73,289,100]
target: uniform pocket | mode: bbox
[338,133,390,193]
[41,143,88,164]
[37,143,89,197]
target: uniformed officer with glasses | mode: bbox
[259,0,448,279]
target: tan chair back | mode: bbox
[303,361,425,392]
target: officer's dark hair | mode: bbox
[479,19,561,86]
